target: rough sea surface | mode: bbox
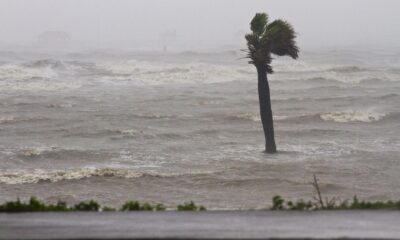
[0,49,399,209]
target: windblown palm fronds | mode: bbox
[245,13,299,73]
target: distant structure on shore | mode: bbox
[37,31,71,49]
[159,30,177,52]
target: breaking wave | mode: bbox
[320,111,387,123]
[273,93,400,104]
[95,60,253,85]
[0,62,82,91]
[0,63,57,81]
[23,59,66,70]
[0,168,222,184]
[234,113,289,122]
[327,66,369,73]
[233,111,390,123]
[0,116,48,124]
[3,55,398,92]
[132,113,176,119]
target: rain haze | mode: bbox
[1,0,400,50]
[0,0,400,210]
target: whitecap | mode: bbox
[235,113,288,122]
[0,62,82,91]
[320,111,386,123]
[95,60,253,85]
[19,147,57,157]
[116,129,138,136]
[0,116,47,125]
[0,116,15,124]
[0,167,223,184]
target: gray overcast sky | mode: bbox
[0,0,399,50]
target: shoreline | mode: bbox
[2,194,400,213]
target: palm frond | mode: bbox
[245,33,273,73]
[244,33,259,64]
[250,13,268,35]
[265,20,299,59]
[245,13,299,72]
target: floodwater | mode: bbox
[0,49,399,209]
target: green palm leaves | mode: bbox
[245,13,299,72]
[250,13,268,35]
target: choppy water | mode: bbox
[0,49,399,209]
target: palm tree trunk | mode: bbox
[256,65,277,153]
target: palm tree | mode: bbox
[245,13,299,153]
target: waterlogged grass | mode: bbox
[0,197,70,213]
[1,196,400,213]
[121,201,166,211]
[73,200,101,211]
[0,197,103,213]
[271,175,400,211]
[177,201,206,211]
[349,196,400,210]
[271,195,400,210]
[0,197,203,213]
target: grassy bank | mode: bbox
[271,175,400,210]
[0,198,206,213]
[1,195,400,213]
[271,195,400,210]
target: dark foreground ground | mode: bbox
[1,211,400,240]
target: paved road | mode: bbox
[1,211,400,239]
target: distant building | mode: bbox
[37,31,71,48]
